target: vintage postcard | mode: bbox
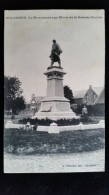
[4,10,105,173]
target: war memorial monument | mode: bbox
[33,40,79,120]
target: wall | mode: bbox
[93,104,105,116]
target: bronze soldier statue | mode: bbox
[49,40,63,67]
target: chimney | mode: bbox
[89,85,92,89]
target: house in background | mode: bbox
[73,85,103,106]
[72,85,104,116]
[94,88,105,116]
[20,94,45,116]
[30,94,44,114]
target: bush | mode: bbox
[56,118,79,126]
[19,117,97,126]
[19,118,80,126]
[80,115,98,124]
[11,114,15,119]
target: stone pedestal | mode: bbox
[33,66,79,120]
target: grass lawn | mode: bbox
[4,128,105,155]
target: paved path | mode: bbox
[4,149,105,173]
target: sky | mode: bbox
[4,10,105,103]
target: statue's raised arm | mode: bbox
[49,40,63,68]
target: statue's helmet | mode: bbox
[53,39,56,43]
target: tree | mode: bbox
[64,85,74,104]
[4,76,26,114]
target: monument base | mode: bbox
[32,66,79,120]
[32,96,79,120]
[32,111,79,120]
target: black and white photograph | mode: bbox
[4,10,105,173]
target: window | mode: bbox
[86,94,88,100]
[93,94,96,100]
[31,100,36,104]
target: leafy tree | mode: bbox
[4,76,26,114]
[64,85,74,104]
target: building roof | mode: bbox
[94,88,105,104]
[35,96,45,101]
[31,96,45,103]
[92,87,103,96]
[73,86,103,99]
[26,96,45,104]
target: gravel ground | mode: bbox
[4,149,105,173]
